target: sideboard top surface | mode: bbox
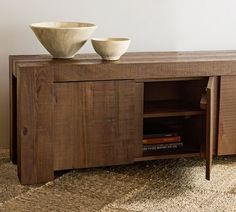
[10,51,236,81]
[10,51,236,65]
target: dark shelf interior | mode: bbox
[141,78,208,159]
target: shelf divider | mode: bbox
[144,100,205,118]
[135,152,200,162]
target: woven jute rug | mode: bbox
[1,150,236,212]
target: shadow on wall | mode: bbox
[0,25,46,149]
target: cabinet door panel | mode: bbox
[206,76,218,180]
[218,76,236,155]
[53,80,138,170]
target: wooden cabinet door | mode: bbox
[53,80,142,170]
[206,76,218,180]
[218,76,236,155]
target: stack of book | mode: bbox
[143,125,183,152]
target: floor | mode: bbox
[1,150,236,212]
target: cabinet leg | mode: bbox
[17,67,54,184]
[17,159,54,185]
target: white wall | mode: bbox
[1,0,236,148]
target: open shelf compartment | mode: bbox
[141,78,208,159]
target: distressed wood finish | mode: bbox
[10,51,236,184]
[206,77,218,180]
[11,51,236,81]
[134,83,144,158]
[218,76,236,155]
[53,80,137,170]
[52,61,236,82]
[135,152,201,162]
[17,67,54,184]
[53,83,74,170]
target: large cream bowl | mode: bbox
[30,22,97,59]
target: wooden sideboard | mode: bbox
[9,51,236,184]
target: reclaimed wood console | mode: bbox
[9,51,236,184]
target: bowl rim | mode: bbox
[91,37,130,42]
[30,21,97,29]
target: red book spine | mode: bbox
[143,136,181,145]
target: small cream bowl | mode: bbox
[91,38,130,61]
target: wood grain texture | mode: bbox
[53,83,74,170]
[206,77,218,180]
[17,67,54,184]
[134,83,144,158]
[135,152,201,162]
[10,51,236,184]
[218,76,236,155]
[53,80,137,170]
[52,61,236,82]
[11,51,236,82]
[11,51,236,66]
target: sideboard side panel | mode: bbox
[17,67,54,184]
[218,76,236,155]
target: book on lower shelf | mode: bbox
[143,124,184,152]
[143,136,181,145]
[143,142,183,151]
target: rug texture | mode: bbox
[1,150,236,211]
